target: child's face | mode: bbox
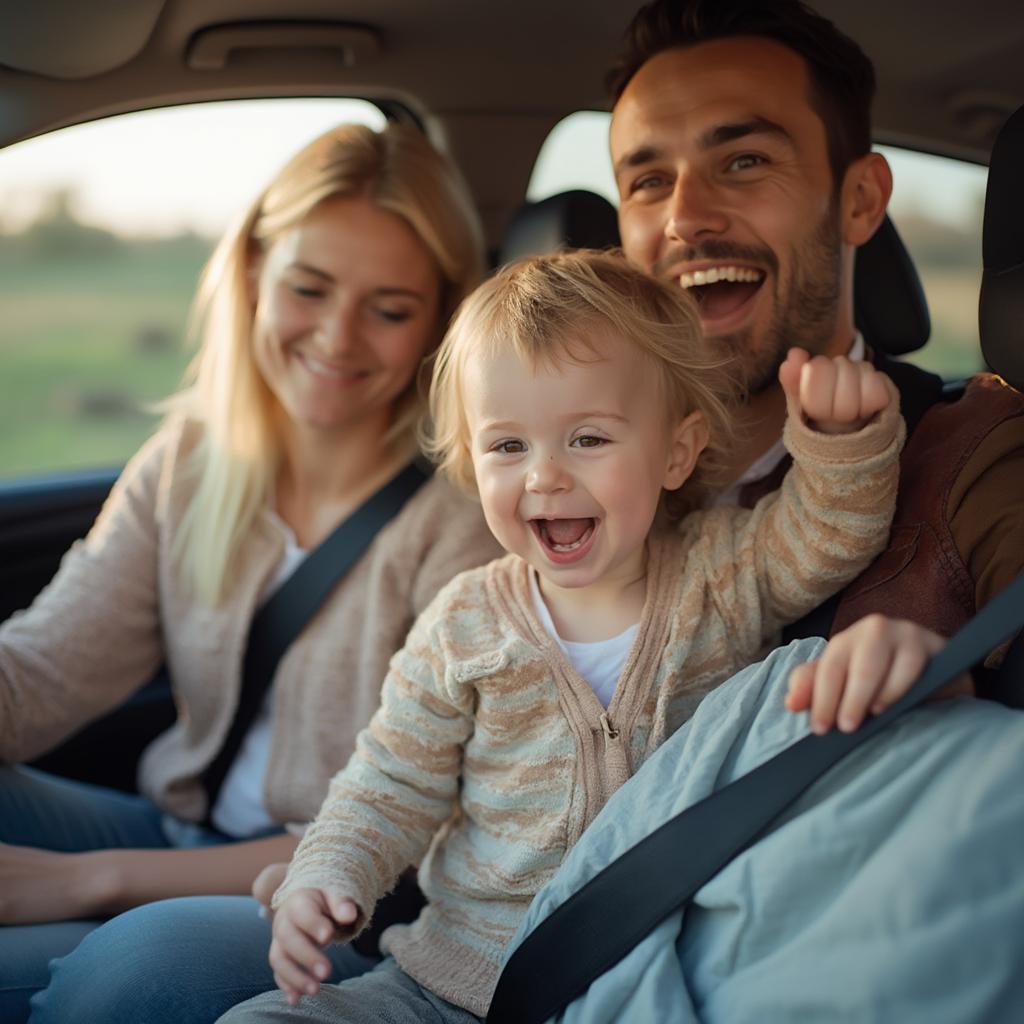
[464,330,706,593]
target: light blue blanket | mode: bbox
[508,638,1024,1023]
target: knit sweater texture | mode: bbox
[0,417,502,825]
[275,401,905,1016]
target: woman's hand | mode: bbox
[253,860,290,917]
[270,886,359,1005]
[0,842,117,924]
[779,347,892,435]
[786,614,974,734]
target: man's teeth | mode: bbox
[679,266,762,288]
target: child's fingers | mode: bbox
[272,914,333,987]
[808,640,849,734]
[798,356,838,425]
[326,893,359,929]
[826,357,863,424]
[858,364,892,420]
[868,625,940,714]
[779,348,810,416]
[835,627,897,732]
[785,661,815,712]
[270,934,324,1000]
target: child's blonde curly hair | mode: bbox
[424,249,740,518]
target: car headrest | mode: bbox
[500,192,931,360]
[498,189,620,264]
[853,214,931,355]
[980,104,1024,392]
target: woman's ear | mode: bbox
[839,151,893,247]
[664,410,709,490]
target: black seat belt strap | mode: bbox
[487,573,1024,1024]
[201,461,429,817]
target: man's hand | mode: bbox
[786,614,974,734]
[269,886,360,1005]
[779,348,891,434]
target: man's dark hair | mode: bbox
[607,0,876,184]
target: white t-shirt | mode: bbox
[529,570,638,709]
[210,515,309,838]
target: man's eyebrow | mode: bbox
[614,145,660,178]
[613,117,792,177]
[699,117,792,150]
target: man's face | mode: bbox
[611,37,845,395]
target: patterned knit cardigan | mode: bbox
[274,402,905,1016]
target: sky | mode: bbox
[0,100,988,239]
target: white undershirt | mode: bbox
[529,570,639,709]
[211,514,309,839]
[713,334,866,507]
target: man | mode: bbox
[608,0,1024,675]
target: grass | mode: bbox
[0,238,987,481]
[0,243,208,477]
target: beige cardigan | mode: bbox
[275,402,905,1015]
[0,417,502,824]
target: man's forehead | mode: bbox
[610,38,816,158]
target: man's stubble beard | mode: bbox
[718,204,843,398]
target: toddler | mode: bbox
[219,250,906,1023]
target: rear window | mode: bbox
[0,98,385,479]
[528,111,988,382]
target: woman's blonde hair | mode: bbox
[170,122,484,604]
[426,249,739,518]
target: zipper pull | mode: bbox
[599,712,619,740]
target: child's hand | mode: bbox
[268,886,359,1005]
[779,348,891,434]
[785,615,973,734]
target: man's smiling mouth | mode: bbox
[678,265,766,324]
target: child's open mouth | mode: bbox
[530,517,598,564]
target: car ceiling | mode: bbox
[1,0,1022,242]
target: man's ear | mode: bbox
[839,151,893,248]
[664,410,709,490]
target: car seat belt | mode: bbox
[201,460,430,817]
[487,572,1024,1024]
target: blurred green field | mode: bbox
[0,226,986,482]
[0,240,209,477]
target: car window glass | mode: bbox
[528,112,988,381]
[0,98,385,480]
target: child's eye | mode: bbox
[571,435,608,449]
[490,439,526,455]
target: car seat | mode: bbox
[499,188,931,356]
[979,103,1024,706]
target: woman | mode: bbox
[0,122,502,1023]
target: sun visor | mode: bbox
[0,0,164,79]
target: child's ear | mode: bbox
[664,410,709,490]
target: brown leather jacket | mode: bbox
[831,372,1024,644]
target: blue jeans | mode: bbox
[0,767,379,1023]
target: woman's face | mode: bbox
[251,194,442,439]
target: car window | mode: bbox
[528,111,988,382]
[0,98,386,480]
